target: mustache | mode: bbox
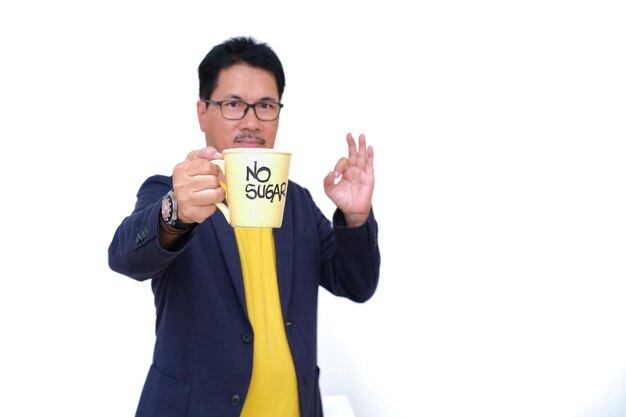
[234,132,266,144]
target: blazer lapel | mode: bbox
[210,212,248,317]
[273,190,294,320]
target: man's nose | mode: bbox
[239,106,262,128]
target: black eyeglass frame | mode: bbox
[202,99,284,121]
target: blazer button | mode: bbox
[241,333,253,344]
[135,229,148,244]
[231,394,242,406]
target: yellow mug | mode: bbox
[210,148,291,228]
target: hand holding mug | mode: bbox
[171,147,226,224]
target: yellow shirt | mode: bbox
[235,227,300,417]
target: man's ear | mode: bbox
[197,100,208,132]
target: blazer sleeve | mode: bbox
[318,205,381,303]
[108,175,197,282]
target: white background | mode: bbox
[1,1,625,416]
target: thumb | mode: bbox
[186,147,223,161]
[323,171,338,193]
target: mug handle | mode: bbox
[209,159,230,224]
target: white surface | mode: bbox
[323,395,357,417]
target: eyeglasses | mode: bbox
[202,99,283,121]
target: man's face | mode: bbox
[197,64,280,152]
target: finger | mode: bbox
[353,134,368,169]
[177,189,223,224]
[366,145,375,173]
[177,159,220,177]
[358,134,368,160]
[175,178,224,218]
[346,133,357,164]
[333,157,348,176]
[323,171,336,192]
[173,174,219,205]
[187,173,221,192]
[186,147,223,162]
[188,186,226,207]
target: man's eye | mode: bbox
[226,100,244,108]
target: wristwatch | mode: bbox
[161,190,196,231]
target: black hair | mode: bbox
[198,36,285,100]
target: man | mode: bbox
[108,36,380,417]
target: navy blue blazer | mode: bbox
[108,175,380,417]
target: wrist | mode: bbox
[160,190,197,233]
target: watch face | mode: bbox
[161,194,172,223]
